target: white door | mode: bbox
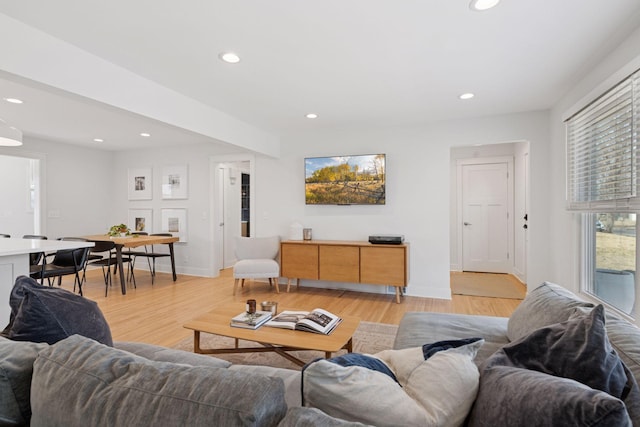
[462,162,511,273]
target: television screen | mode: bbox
[305,154,386,205]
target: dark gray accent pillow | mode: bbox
[31,335,288,427]
[467,365,632,427]
[501,305,634,399]
[469,305,640,426]
[0,337,48,426]
[4,275,112,346]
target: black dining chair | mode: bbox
[126,233,172,285]
[30,237,90,296]
[23,234,48,283]
[87,240,136,296]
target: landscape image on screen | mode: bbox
[305,154,385,205]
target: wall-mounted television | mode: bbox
[305,154,386,205]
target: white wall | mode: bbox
[0,137,114,239]
[548,26,640,295]
[2,112,551,301]
[255,112,550,299]
[113,143,242,277]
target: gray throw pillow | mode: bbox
[506,281,594,341]
[31,335,288,427]
[3,276,112,346]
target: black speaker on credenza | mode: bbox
[368,235,404,245]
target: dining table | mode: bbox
[83,234,179,294]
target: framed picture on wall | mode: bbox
[162,165,188,199]
[128,167,152,200]
[128,209,152,233]
[161,208,187,242]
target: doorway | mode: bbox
[0,154,42,237]
[210,154,255,276]
[450,142,529,296]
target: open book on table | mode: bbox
[264,308,342,335]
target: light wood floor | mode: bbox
[71,268,522,348]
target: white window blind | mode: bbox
[566,69,640,212]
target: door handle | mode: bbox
[463,222,471,226]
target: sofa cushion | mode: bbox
[278,407,372,427]
[229,365,302,409]
[506,281,594,341]
[302,339,483,427]
[2,275,112,346]
[0,337,48,426]
[393,312,508,365]
[30,335,287,427]
[467,365,631,427]
[115,341,232,368]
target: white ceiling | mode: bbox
[1,0,640,151]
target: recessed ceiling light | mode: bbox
[140,132,151,137]
[469,0,500,11]
[305,113,318,119]
[4,98,23,104]
[459,93,475,100]
[93,138,104,143]
[219,52,241,64]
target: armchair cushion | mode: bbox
[233,259,280,278]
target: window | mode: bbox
[567,69,640,316]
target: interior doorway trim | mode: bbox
[209,153,255,277]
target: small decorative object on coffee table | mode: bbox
[230,310,272,330]
[261,301,278,315]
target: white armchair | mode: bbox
[232,236,281,295]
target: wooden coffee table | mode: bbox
[183,306,360,367]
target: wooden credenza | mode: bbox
[280,240,409,303]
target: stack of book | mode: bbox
[230,310,272,329]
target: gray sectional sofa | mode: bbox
[2,278,640,426]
